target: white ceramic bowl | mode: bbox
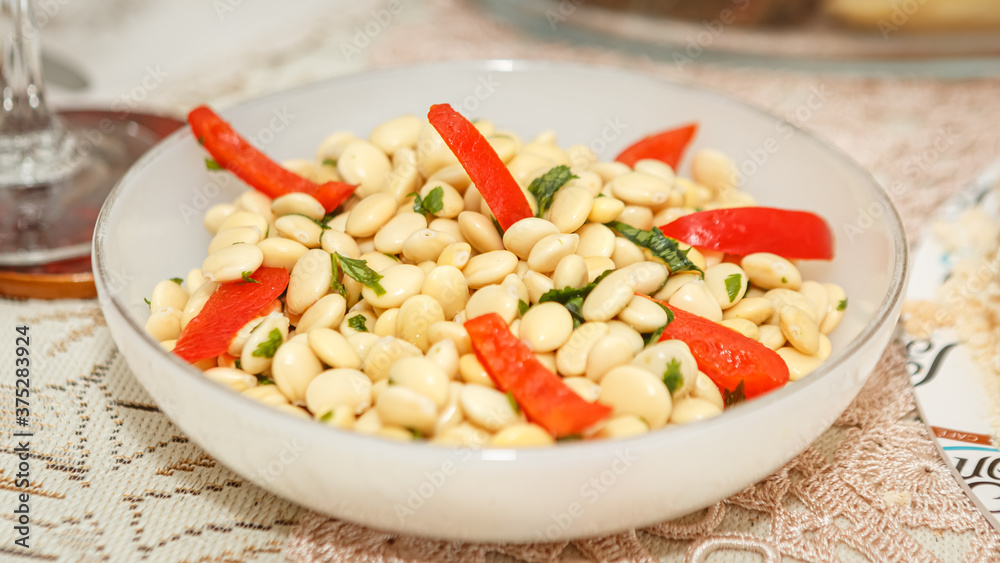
[94,60,906,542]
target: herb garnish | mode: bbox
[528,165,576,217]
[322,158,337,167]
[724,273,742,303]
[320,410,335,422]
[251,328,283,358]
[506,391,521,414]
[662,359,684,394]
[641,299,674,346]
[330,253,346,297]
[257,375,274,385]
[837,298,847,311]
[144,297,151,308]
[205,158,222,170]
[411,186,445,216]
[348,315,369,332]
[170,278,184,285]
[605,221,701,275]
[538,270,614,327]
[518,300,530,316]
[336,253,386,296]
[241,271,260,284]
[722,381,746,408]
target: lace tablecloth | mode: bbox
[5,0,1000,560]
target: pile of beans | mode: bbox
[145,114,847,448]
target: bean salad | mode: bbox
[145,105,848,448]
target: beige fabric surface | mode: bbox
[3,0,1000,561]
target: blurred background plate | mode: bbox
[477,0,1000,77]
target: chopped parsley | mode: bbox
[527,165,576,217]
[197,136,205,145]
[605,221,701,275]
[336,253,386,296]
[251,328,283,358]
[518,299,530,316]
[322,158,337,167]
[641,300,674,346]
[330,253,346,297]
[144,297,151,308]
[319,410,335,422]
[410,428,424,439]
[233,359,242,370]
[837,298,848,311]
[724,273,742,303]
[347,315,369,332]
[662,359,684,394]
[506,391,520,414]
[722,380,746,408]
[170,278,184,285]
[538,270,614,328]
[256,375,274,385]
[205,158,222,170]
[411,186,445,216]
[241,271,260,284]
[781,276,788,284]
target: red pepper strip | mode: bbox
[427,104,533,231]
[615,123,698,169]
[188,105,355,213]
[173,267,290,363]
[643,296,789,401]
[465,313,612,437]
[660,207,834,260]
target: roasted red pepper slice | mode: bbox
[188,105,354,213]
[427,103,533,231]
[172,267,290,363]
[660,207,834,260]
[615,123,698,169]
[465,313,612,437]
[644,296,789,401]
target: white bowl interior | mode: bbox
[94,60,906,542]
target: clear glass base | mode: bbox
[0,110,182,267]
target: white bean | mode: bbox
[668,281,723,322]
[374,212,427,255]
[776,347,825,381]
[363,336,423,382]
[588,196,625,224]
[703,263,748,310]
[583,334,633,382]
[296,293,347,333]
[779,306,820,356]
[722,297,774,325]
[338,140,391,197]
[819,283,847,334]
[670,398,723,425]
[345,193,397,238]
[208,226,263,255]
[308,328,361,369]
[617,295,668,333]
[548,186,593,233]
[459,353,495,387]
[389,357,450,408]
[598,365,672,429]
[527,233,580,274]
[691,149,738,192]
[305,368,372,416]
[459,385,518,432]
[150,279,189,313]
[741,253,802,290]
[502,218,560,260]
[632,340,697,399]
[204,203,237,234]
[458,211,505,253]
[465,284,519,324]
[272,340,324,404]
[582,269,638,322]
[490,424,555,448]
[287,249,332,315]
[551,254,589,289]
[201,244,264,283]
[377,386,438,434]
[145,309,181,342]
[369,114,422,154]
[519,302,574,353]
[401,229,456,263]
[609,171,673,206]
[362,264,425,308]
[575,223,616,259]
[396,295,446,352]
[275,214,323,248]
[594,415,649,439]
[204,367,257,393]
[464,250,519,289]
[556,321,609,377]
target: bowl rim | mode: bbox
[93,58,908,462]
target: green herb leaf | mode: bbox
[257,375,274,385]
[411,186,445,216]
[781,276,788,284]
[320,410,335,422]
[144,297,151,308]
[383,252,400,261]
[557,434,583,442]
[348,315,369,332]
[606,221,702,275]
[241,271,260,284]
[251,328,283,358]
[538,270,614,327]
[837,298,848,311]
[330,253,346,297]
[641,300,674,347]
[234,359,242,370]
[662,359,684,394]
[489,215,504,236]
[722,380,746,408]
[528,165,576,217]
[197,136,205,145]
[506,391,521,414]
[724,274,742,303]
[170,278,184,285]
[322,158,337,167]
[205,158,222,170]
[410,428,424,439]
[518,300,530,316]
[336,253,386,296]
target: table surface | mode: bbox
[6,0,1000,561]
